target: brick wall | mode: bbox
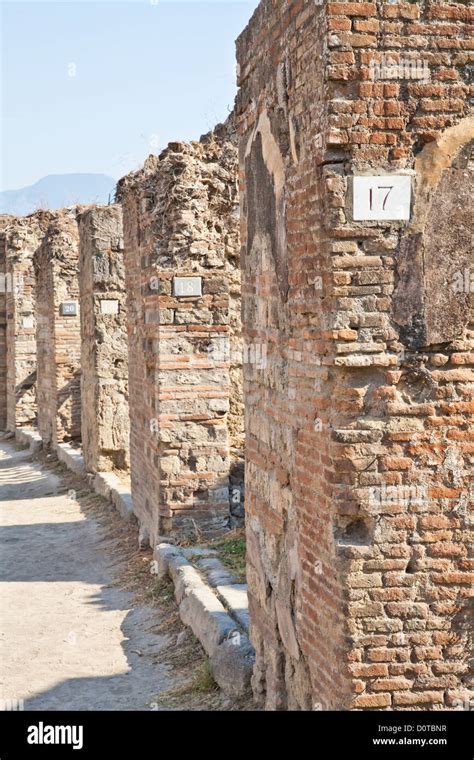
[3,213,53,431]
[34,211,82,447]
[78,205,130,472]
[0,217,14,429]
[236,0,473,710]
[0,234,6,429]
[117,122,243,545]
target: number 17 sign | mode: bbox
[352,175,411,221]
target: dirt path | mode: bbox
[0,439,234,711]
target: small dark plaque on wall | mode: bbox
[60,302,78,316]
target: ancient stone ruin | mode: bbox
[0,0,472,714]
[0,217,12,430]
[34,211,82,447]
[236,0,473,710]
[78,205,129,473]
[1,212,54,431]
[117,121,243,544]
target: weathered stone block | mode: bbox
[78,205,130,472]
[237,0,473,711]
[0,212,55,431]
[117,121,244,544]
[34,210,81,446]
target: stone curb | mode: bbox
[154,542,255,697]
[13,428,253,696]
[93,472,135,522]
[56,442,86,477]
[15,427,42,453]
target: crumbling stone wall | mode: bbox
[34,211,82,446]
[78,205,130,472]
[117,122,243,544]
[0,216,14,430]
[2,213,54,431]
[0,233,6,429]
[237,0,473,710]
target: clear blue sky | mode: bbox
[1,0,258,191]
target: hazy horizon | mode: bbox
[1,0,259,192]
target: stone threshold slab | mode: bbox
[154,542,254,698]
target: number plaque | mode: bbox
[60,302,78,316]
[353,175,411,221]
[172,277,202,297]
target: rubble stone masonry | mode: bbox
[78,205,129,473]
[117,122,243,545]
[236,0,473,710]
[3,213,54,431]
[34,211,82,447]
[0,217,13,429]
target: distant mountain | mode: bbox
[0,173,117,215]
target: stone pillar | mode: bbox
[117,122,242,545]
[236,0,473,710]
[78,205,129,473]
[3,213,52,431]
[0,217,14,430]
[34,211,82,447]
